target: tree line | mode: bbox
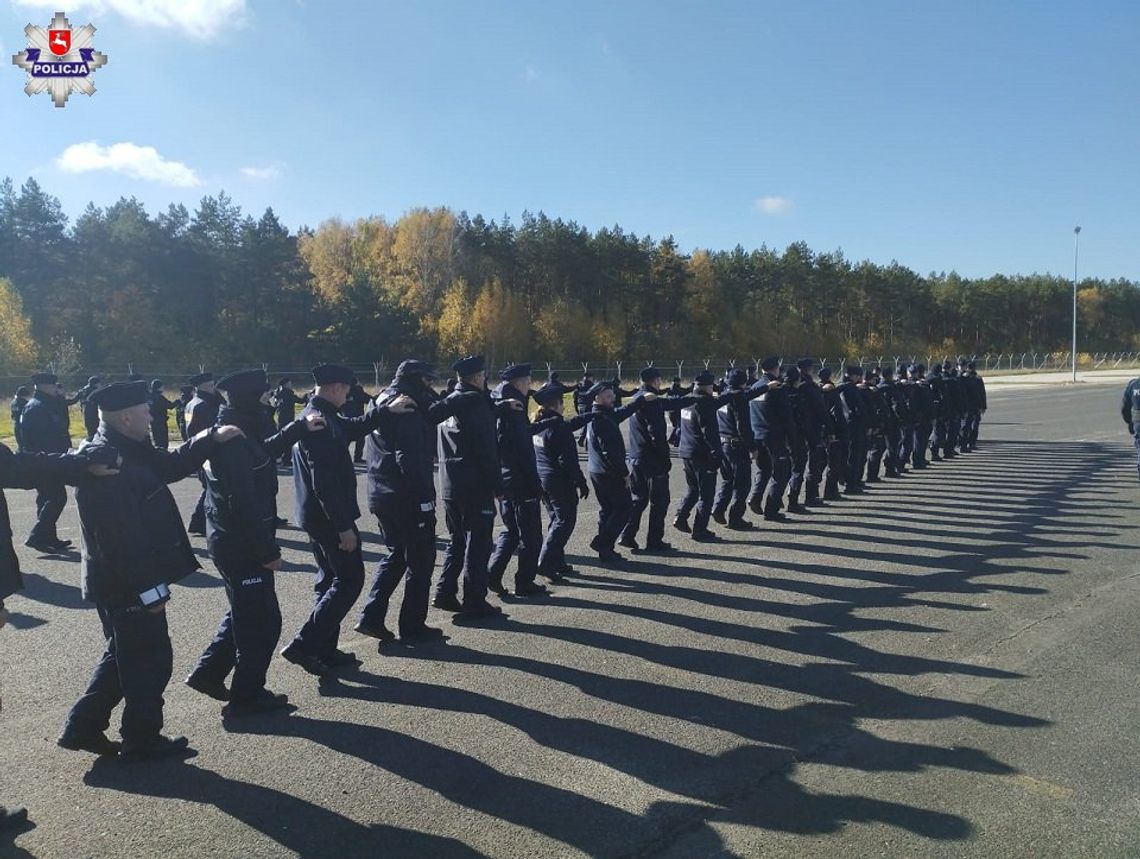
[0,176,1136,375]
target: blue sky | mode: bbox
[2,0,1137,279]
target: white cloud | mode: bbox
[11,0,246,41]
[524,64,539,82]
[241,163,284,180]
[56,141,202,187]
[755,196,791,215]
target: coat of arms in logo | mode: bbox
[11,11,108,108]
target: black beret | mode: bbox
[89,381,149,412]
[188,372,214,386]
[727,368,747,386]
[586,381,612,398]
[967,361,976,370]
[760,356,780,372]
[180,384,195,394]
[784,367,801,384]
[930,365,942,374]
[957,357,968,365]
[640,366,662,383]
[913,363,926,374]
[217,369,269,397]
[881,366,895,378]
[796,358,816,370]
[396,359,436,380]
[694,370,715,385]
[150,379,163,389]
[278,377,292,386]
[500,363,532,381]
[30,372,58,385]
[311,364,354,385]
[451,355,485,375]
[845,365,864,377]
[532,381,567,406]
[818,367,832,381]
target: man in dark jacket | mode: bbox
[186,370,324,717]
[818,368,848,500]
[281,365,410,677]
[586,383,651,562]
[10,386,29,452]
[272,377,306,466]
[1122,374,1140,483]
[148,380,177,450]
[185,372,224,535]
[343,376,369,463]
[487,364,548,598]
[748,357,797,521]
[713,368,756,529]
[673,370,725,541]
[620,366,695,553]
[78,376,102,441]
[175,385,194,441]
[573,372,595,448]
[839,366,868,492]
[532,382,593,579]
[927,364,947,461]
[784,367,812,513]
[356,361,469,640]
[863,367,888,482]
[433,355,522,618]
[908,364,933,468]
[21,372,74,553]
[62,381,243,762]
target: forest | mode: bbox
[0,176,1136,375]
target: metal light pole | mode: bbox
[1072,226,1081,382]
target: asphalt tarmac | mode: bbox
[1,381,1138,858]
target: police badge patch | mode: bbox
[12,11,108,108]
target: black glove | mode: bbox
[576,479,589,500]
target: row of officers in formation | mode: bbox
[0,355,985,808]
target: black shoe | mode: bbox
[354,621,396,642]
[763,512,788,523]
[560,564,579,576]
[588,535,604,552]
[823,492,842,501]
[487,578,508,596]
[24,537,64,554]
[864,477,881,484]
[0,805,28,831]
[222,692,291,719]
[399,625,445,642]
[643,541,675,554]
[184,673,230,702]
[596,548,624,563]
[712,511,728,525]
[119,734,192,764]
[618,537,640,550]
[844,487,865,495]
[322,649,360,667]
[691,529,719,542]
[538,568,565,583]
[727,519,754,531]
[57,731,121,756]
[747,498,764,515]
[432,594,463,612]
[280,644,331,677]
[514,581,548,597]
[672,517,690,533]
[274,516,288,528]
[805,498,825,507]
[787,502,807,514]
[48,537,73,550]
[459,601,503,619]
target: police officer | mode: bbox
[587,382,650,561]
[784,366,811,513]
[573,372,595,448]
[748,357,796,521]
[908,364,933,468]
[175,384,194,441]
[897,365,916,468]
[674,370,725,540]
[839,366,868,493]
[272,377,306,466]
[148,380,177,450]
[667,376,690,447]
[21,372,73,553]
[863,367,888,482]
[75,375,102,442]
[532,381,593,579]
[796,359,828,506]
[621,366,694,553]
[10,386,29,452]
[818,367,848,500]
[961,361,987,452]
[927,364,947,461]
[1122,374,1140,484]
[357,360,463,641]
[185,372,224,535]
[61,381,243,762]
[487,363,548,598]
[343,376,369,463]
[433,355,519,619]
[281,365,411,676]
[713,368,757,528]
[186,370,325,717]
[942,360,965,457]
